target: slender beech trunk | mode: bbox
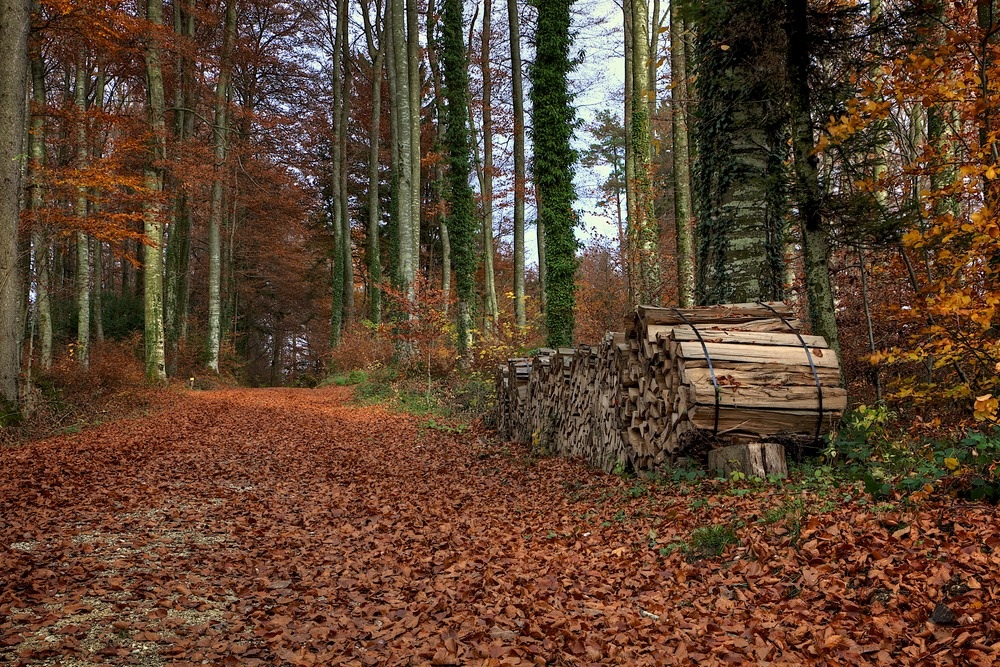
[29,27,51,370]
[629,0,659,304]
[143,0,167,381]
[480,0,499,329]
[75,66,90,369]
[329,0,346,346]
[207,0,237,371]
[361,0,385,324]
[92,66,105,344]
[785,0,840,355]
[623,0,635,303]
[507,0,526,326]
[670,1,694,306]
[1,0,29,405]
[340,4,354,329]
[406,0,421,284]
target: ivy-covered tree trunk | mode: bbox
[530,0,578,347]
[427,0,451,309]
[0,0,30,405]
[785,0,840,355]
[442,0,477,364]
[693,0,787,305]
[507,0,527,326]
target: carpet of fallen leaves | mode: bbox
[1,387,999,666]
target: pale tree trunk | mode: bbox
[786,0,839,356]
[670,0,694,306]
[29,29,51,370]
[629,0,659,304]
[143,0,167,381]
[391,0,415,305]
[207,0,237,372]
[75,65,91,369]
[406,0,421,290]
[0,0,29,405]
[340,7,354,329]
[480,0,499,329]
[426,0,451,308]
[92,66,105,344]
[507,0,526,326]
[361,0,384,324]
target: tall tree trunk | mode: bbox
[391,0,415,306]
[622,0,635,305]
[29,24,51,370]
[165,1,194,373]
[329,0,346,346]
[427,0,451,309]
[406,0,421,286]
[978,0,1000,207]
[531,0,578,346]
[785,0,840,355]
[693,0,786,305]
[207,0,237,371]
[0,0,29,405]
[480,0,499,329]
[362,0,385,324]
[507,0,526,326]
[670,1,694,307]
[75,65,91,369]
[340,3,354,330]
[442,0,477,364]
[143,0,168,381]
[629,0,659,304]
[91,65,105,344]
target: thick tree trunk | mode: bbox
[207,0,237,371]
[507,0,526,326]
[785,0,840,356]
[143,0,167,382]
[427,0,451,309]
[91,66,105,344]
[0,0,29,405]
[406,0,421,287]
[391,0,415,306]
[670,1,694,307]
[329,0,345,346]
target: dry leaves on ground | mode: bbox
[1,387,999,666]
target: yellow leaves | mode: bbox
[944,457,960,471]
[986,166,997,180]
[974,394,998,422]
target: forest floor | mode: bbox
[1,387,999,666]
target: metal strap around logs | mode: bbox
[669,309,721,436]
[756,302,825,443]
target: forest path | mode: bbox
[2,387,998,666]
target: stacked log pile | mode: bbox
[495,302,845,475]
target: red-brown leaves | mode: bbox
[1,387,999,665]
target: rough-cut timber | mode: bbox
[709,442,788,479]
[495,302,845,474]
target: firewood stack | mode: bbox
[495,302,845,476]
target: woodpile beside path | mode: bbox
[495,302,846,476]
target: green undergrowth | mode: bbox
[322,364,493,430]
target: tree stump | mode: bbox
[708,442,788,479]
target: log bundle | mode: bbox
[494,302,846,474]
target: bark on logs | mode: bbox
[495,303,845,474]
